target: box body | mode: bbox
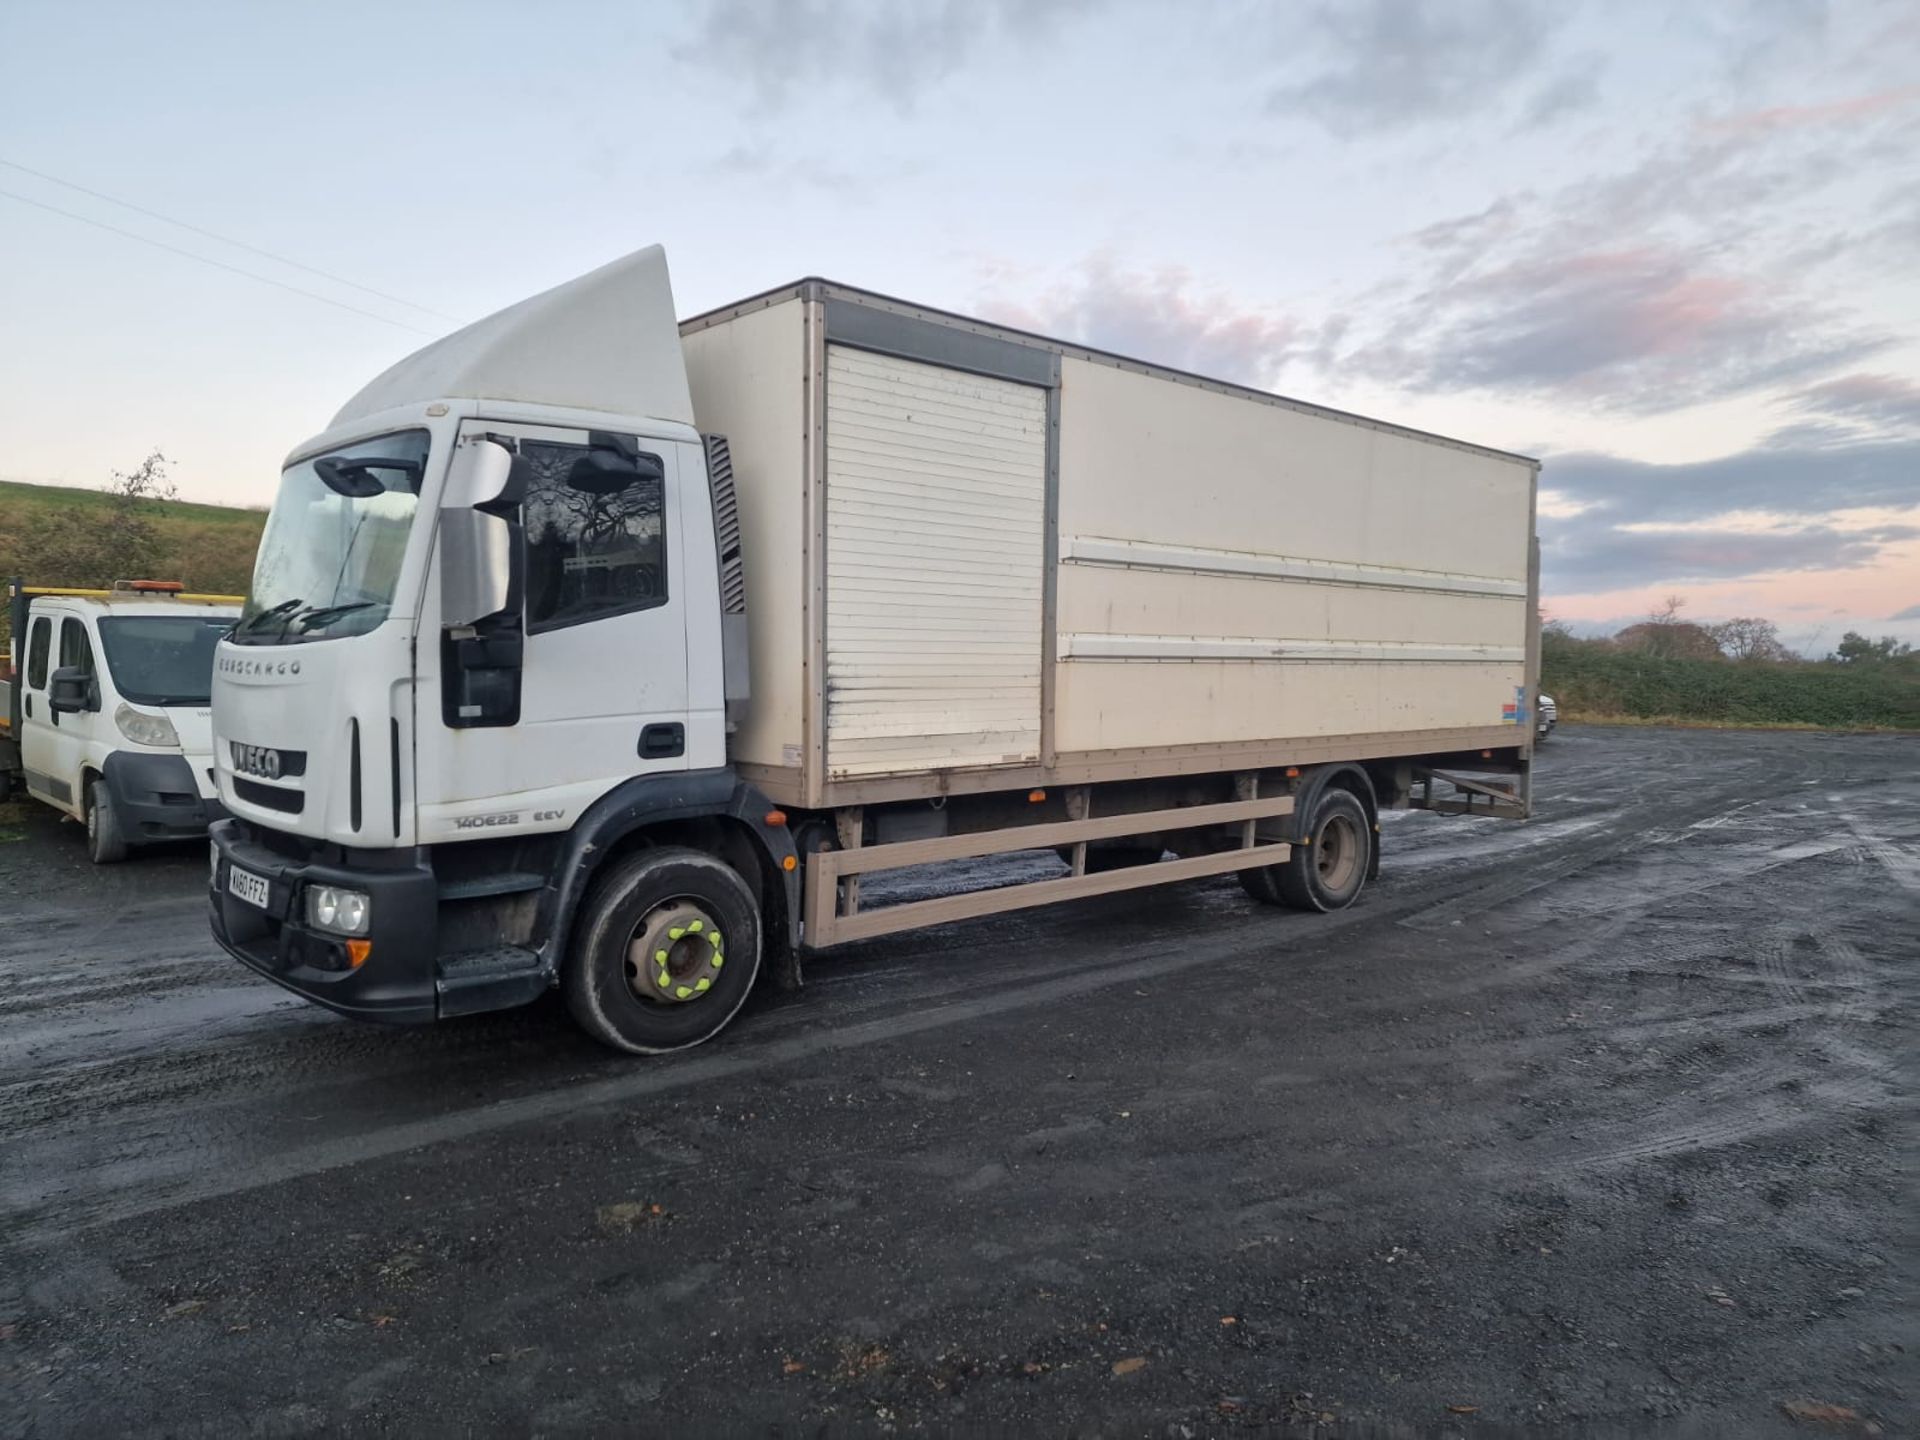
[681,284,1538,808]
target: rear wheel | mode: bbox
[1055,843,1164,875]
[85,778,128,865]
[563,847,763,1054]
[1241,788,1371,912]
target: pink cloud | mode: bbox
[1702,85,1920,137]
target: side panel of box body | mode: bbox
[1053,355,1537,754]
[681,297,809,786]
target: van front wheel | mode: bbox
[85,778,129,864]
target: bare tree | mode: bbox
[1708,616,1792,662]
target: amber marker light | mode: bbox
[346,939,372,969]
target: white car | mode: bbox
[1537,691,1558,740]
[4,581,241,861]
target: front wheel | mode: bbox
[1240,788,1372,913]
[563,846,763,1054]
[85,778,129,865]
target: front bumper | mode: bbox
[102,751,226,841]
[208,818,439,1024]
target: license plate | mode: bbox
[228,865,271,910]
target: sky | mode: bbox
[2,0,1916,654]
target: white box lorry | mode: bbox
[208,246,1539,1052]
[4,580,241,860]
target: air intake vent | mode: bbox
[705,434,747,616]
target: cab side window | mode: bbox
[59,618,97,678]
[26,616,51,688]
[521,438,668,633]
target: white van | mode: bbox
[3,582,241,861]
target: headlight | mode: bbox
[115,703,179,748]
[306,884,371,936]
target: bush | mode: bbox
[1543,631,1920,730]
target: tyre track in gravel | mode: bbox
[1,730,1908,1251]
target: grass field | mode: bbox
[0,478,264,528]
[0,480,266,645]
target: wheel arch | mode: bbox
[537,768,800,988]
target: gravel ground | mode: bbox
[0,726,1913,1437]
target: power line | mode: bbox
[0,187,441,337]
[0,157,464,323]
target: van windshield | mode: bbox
[233,429,429,645]
[97,615,235,706]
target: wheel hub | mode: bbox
[625,899,725,1004]
[1316,813,1360,891]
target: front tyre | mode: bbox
[85,778,129,865]
[563,847,763,1054]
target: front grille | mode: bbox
[228,741,308,780]
[234,777,304,814]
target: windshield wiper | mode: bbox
[292,601,377,633]
[233,598,303,639]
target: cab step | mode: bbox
[435,945,549,1017]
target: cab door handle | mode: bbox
[639,723,684,759]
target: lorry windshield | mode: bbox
[97,615,234,706]
[234,429,429,645]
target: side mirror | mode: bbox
[438,437,528,729]
[48,666,92,714]
[440,508,515,628]
[439,438,528,628]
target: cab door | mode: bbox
[416,420,691,839]
[20,610,96,815]
[18,612,65,807]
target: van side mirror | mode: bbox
[440,438,528,628]
[48,666,94,714]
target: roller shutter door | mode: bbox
[824,346,1047,777]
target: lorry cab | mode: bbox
[5,581,241,861]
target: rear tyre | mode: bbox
[1237,860,1283,906]
[563,846,763,1055]
[1276,788,1370,912]
[85,778,129,865]
[1242,789,1371,912]
[1054,844,1164,874]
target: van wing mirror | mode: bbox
[48,666,93,714]
[439,438,528,628]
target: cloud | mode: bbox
[1334,77,1919,411]
[1543,433,1920,526]
[1891,603,1920,621]
[1543,519,1919,592]
[1700,83,1920,136]
[1520,62,1604,128]
[1265,0,1569,135]
[674,0,1095,112]
[1358,247,1889,408]
[977,255,1310,389]
[1793,373,1920,435]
